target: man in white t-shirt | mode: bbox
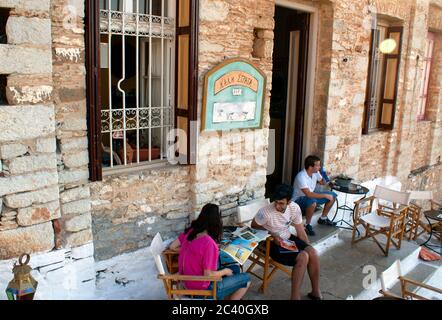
[251,184,322,300]
[292,155,337,236]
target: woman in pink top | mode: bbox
[169,203,251,300]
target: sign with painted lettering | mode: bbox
[202,58,266,131]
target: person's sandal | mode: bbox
[307,292,322,300]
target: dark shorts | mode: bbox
[269,235,311,266]
[295,191,337,212]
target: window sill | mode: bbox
[102,159,180,177]
[362,127,392,135]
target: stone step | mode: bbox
[415,264,442,299]
[387,262,438,297]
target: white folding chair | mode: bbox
[379,259,442,300]
[352,185,411,256]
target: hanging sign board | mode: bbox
[201,58,266,131]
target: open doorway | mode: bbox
[265,5,310,198]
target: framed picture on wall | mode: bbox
[201,58,266,132]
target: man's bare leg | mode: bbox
[305,202,317,225]
[291,251,309,300]
[305,246,321,298]
[321,197,335,218]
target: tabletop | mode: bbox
[423,209,442,222]
[331,182,369,195]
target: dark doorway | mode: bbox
[265,6,310,198]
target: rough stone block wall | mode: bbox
[90,166,191,260]
[0,0,58,259]
[195,0,275,224]
[411,121,432,170]
[425,31,442,166]
[51,0,92,250]
[325,0,415,180]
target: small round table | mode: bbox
[422,209,442,255]
[330,182,369,233]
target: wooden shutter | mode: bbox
[363,29,377,134]
[418,32,434,120]
[85,0,102,181]
[175,0,198,164]
[378,26,403,130]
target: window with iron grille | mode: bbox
[86,0,198,180]
[363,19,403,134]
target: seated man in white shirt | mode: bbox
[251,184,322,300]
[292,155,337,236]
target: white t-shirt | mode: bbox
[292,169,323,201]
[254,202,303,239]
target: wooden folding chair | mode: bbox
[407,191,441,241]
[151,233,221,300]
[236,198,291,293]
[352,185,410,256]
[379,260,442,300]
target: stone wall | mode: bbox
[90,166,191,260]
[51,0,92,250]
[0,0,57,259]
[194,0,275,224]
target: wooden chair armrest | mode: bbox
[158,274,222,282]
[354,196,375,206]
[378,204,396,212]
[399,276,442,294]
[163,248,179,255]
[378,290,405,300]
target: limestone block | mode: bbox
[65,228,92,248]
[0,45,52,74]
[199,40,224,53]
[165,212,189,220]
[0,220,18,231]
[6,85,53,105]
[59,116,87,131]
[0,0,50,11]
[60,137,88,152]
[60,186,90,204]
[64,212,91,233]
[0,222,54,260]
[36,138,56,153]
[17,200,60,226]
[61,199,91,215]
[200,0,229,21]
[256,29,274,40]
[63,151,89,168]
[0,143,28,160]
[58,169,89,185]
[0,105,55,142]
[325,136,340,151]
[6,17,51,45]
[0,171,58,197]
[4,186,59,208]
[9,154,57,175]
